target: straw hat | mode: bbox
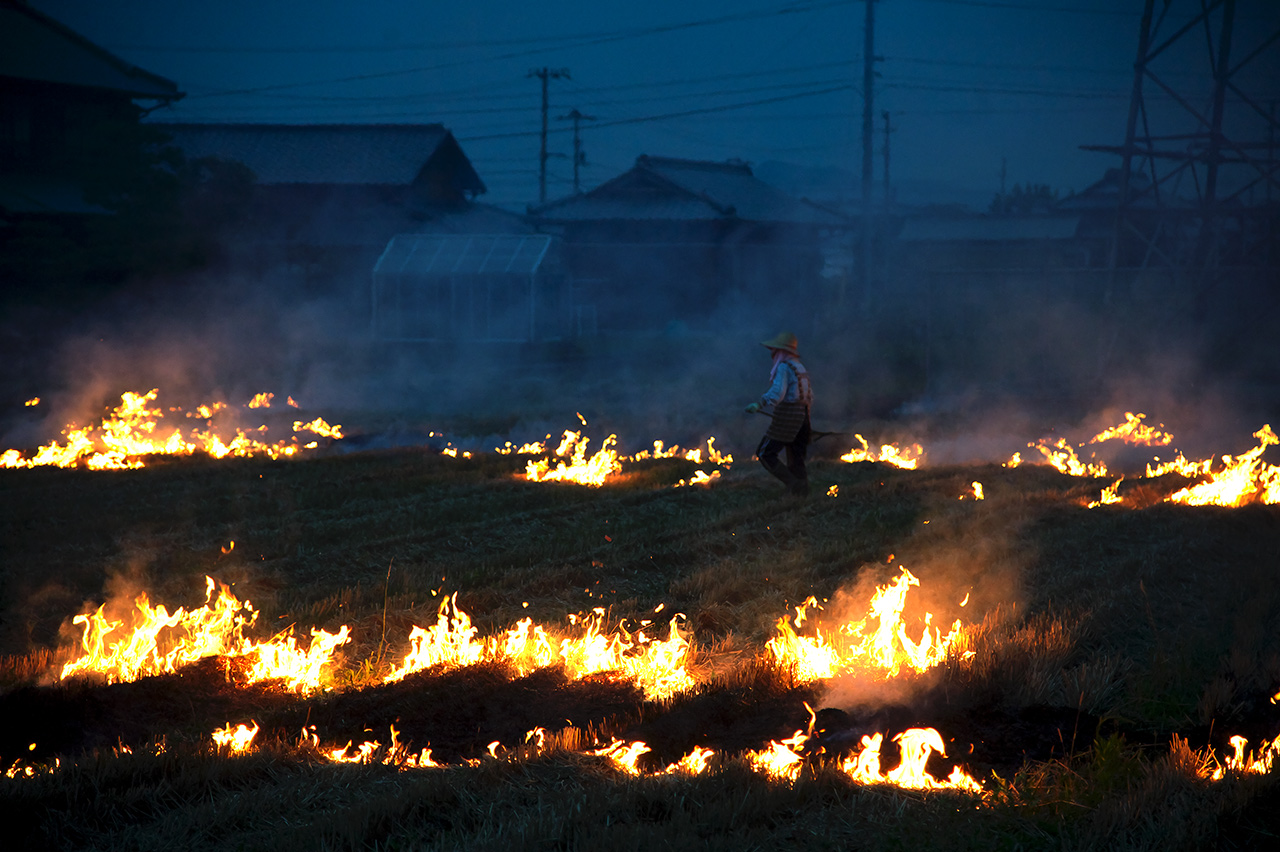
[760,331,799,355]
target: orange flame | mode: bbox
[1208,734,1280,780]
[767,567,968,682]
[1027,437,1109,478]
[293,417,343,440]
[838,728,983,791]
[383,595,694,699]
[59,577,349,692]
[591,739,651,775]
[524,430,622,486]
[840,435,924,469]
[1088,412,1174,446]
[495,438,550,455]
[663,745,716,775]
[1086,477,1125,508]
[1,389,341,469]
[212,721,260,755]
[1165,425,1279,507]
[674,469,720,488]
[747,729,809,780]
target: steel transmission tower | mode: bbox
[1082,0,1280,303]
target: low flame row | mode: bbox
[2,390,341,470]
[7,394,1277,505]
[17,712,1275,796]
[56,566,960,702]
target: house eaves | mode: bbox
[0,2,181,101]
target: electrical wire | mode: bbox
[173,1,856,100]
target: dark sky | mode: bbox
[33,0,1280,209]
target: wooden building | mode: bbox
[0,0,181,216]
[151,123,507,277]
[531,155,849,333]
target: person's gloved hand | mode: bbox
[744,402,761,414]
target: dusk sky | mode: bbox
[31,0,1280,209]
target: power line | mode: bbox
[457,84,855,143]
[169,73,866,125]
[175,1,856,100]
[907,0,1138,15]
[885,81,1136,99]
[105,0,856,54]
[561,60,858,96]
[181,60,859,112]
[888,56,1132,76]
[565,76,858,108]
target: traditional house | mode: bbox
[0,0,182,216]
[152,123,518,282]
[530,155,849,333]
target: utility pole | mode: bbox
[557,108,595,194]
[1270,101,1276,204]
[881,109,892,213]
[528,67,570,204]
[859,0,880,313]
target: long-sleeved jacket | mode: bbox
[759,355,812,410]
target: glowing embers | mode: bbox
[307,724,442,768]
[839,434,924,469]
[767,567,968,682]
[383,594,694,700]
[59,577,350,693]
[1,389,341,469]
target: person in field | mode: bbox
[745,331,813,496]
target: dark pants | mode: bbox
[756,416,811,495]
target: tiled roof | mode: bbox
[152,123,481,189]
[534,155,848,225]
[0,2,180,99]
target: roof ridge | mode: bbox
[4,1,181,100]
[636,154,753,175]
[150,122,448,131]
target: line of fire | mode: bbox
[1,1,1279,849]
